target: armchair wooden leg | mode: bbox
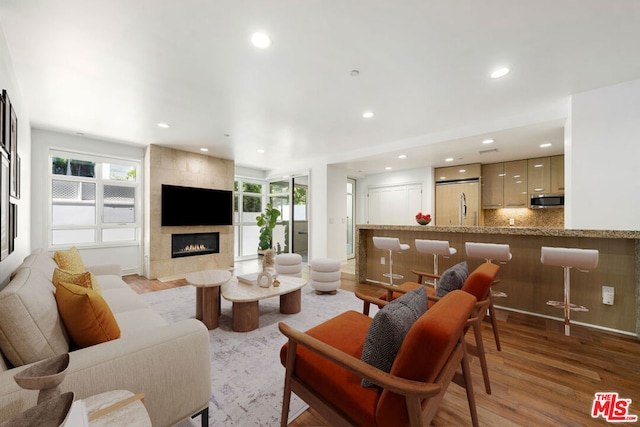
[488,297,502,351]
[460,341,479,427]
[362,300,371,316]
[281,341,297,427]
[471,319,491,394]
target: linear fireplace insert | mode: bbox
[171,232,220,258]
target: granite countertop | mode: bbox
[356,224,640,239]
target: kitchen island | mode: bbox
[356,225,640,336]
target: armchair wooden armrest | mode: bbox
[355,291,390,310]
[410,269,440,285]
[279,322,442,398]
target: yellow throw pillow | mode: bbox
[54,246,86,273]
[55,282,120,348]
[52,268,102,294]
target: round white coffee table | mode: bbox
[186,269,232,330]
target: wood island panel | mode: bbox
[356,225,640,336]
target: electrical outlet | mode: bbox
[380,256,385,265]
[602,286,614,305]
[509,218,515,226]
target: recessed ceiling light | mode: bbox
[350,70,360,77]
[445,158,454,162]
[200,148,209,152]
[385,166,392,170]
[362,111,374,119]
[540,143,552,148]
[482,139,495,144]
[157,123,169,129]
[398,154,407,159]
[251,32,271,48]
[490,67,510,79]
[257,149,265,153]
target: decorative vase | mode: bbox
[13,353,70,404]
[257,271,273,288]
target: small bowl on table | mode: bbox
[416,218,431,225]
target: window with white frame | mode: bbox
[49,150,141,247]
[234,179,265,259]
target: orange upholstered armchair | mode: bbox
[278,290,479,427]
[357,262,500,395]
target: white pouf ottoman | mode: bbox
[310,258,341,295]
[275,253,303,277]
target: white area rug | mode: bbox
[141,284,378,426]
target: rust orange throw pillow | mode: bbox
[55,282,120,348]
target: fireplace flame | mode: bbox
[181,244,208,252]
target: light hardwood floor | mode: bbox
[123,268,640,427]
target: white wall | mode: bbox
[31,129,145,273]
[308,163,328,259]
[326,165,347,261]
[568,79,640,230]
[0,27,30,286]
[356,167,434,225]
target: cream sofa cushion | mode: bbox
[0,268,70,367]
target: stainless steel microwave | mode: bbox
[530,193,564,209]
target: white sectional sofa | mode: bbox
[0,249,211,426]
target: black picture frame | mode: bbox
[0,91,5,155]
[0,154,8,260]
[2,90,9,158]
[8,103,18,199]
[9,202,15,254]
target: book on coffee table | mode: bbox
[237,273,259,285]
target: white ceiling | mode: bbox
[1,1,640,177]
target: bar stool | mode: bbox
[414,239,457,289]
[372,237,410,286]
[540,246,599,336]
[465,242,512,351]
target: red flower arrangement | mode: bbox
[415,212,431,225]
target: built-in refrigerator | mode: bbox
[435,180,480,226]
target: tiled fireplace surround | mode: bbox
[144,145,234,280]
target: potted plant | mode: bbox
[256,203,281,251]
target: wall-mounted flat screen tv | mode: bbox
[161,184,233,226]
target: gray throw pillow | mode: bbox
[435,261,469,298]
[360,285,427,387]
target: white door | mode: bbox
[367,184,422,225]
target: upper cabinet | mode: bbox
[482,160,528,209]
[527,157,551,194]
[528,156,564,195]
[481,163,504,208]
[504,160,529,207]
[550,155,565,193]
[435,164,481,182]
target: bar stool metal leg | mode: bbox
[541,246,597,337]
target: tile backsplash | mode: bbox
[483,208,564,228]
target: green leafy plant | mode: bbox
[256,203,281,250]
